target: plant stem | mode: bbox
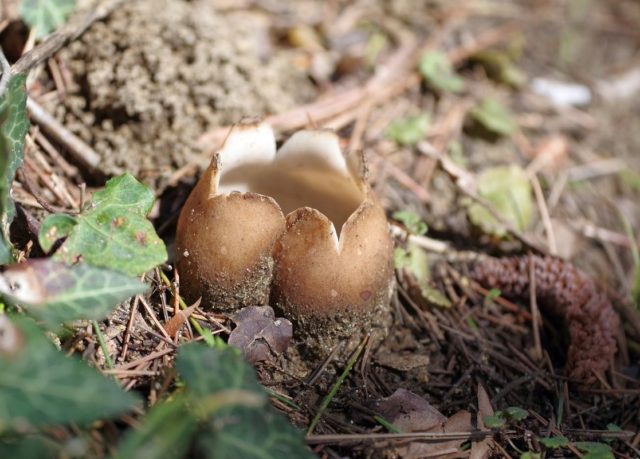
[92,320,114,369]
[160,271,207,338]
[307,336,368,434]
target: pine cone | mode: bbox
[471,255,619,383]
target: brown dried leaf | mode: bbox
[477,384,494,427]
[471,384,495,459]
[526,135,569,176]
[164,299,200,338]
[228,306,292,364]
[409,410,473,459]
[374,388,446,432]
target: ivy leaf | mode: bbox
[469,98,516,137]
[113,396,198,459]
[0,435,61,459]
[176,343,314,459]
[539,436,569,449]
[20,0,76,38]
[419,51,465,93]
[40,173,168,276]
[466,165,533,237]
[0,315,138,431]
[196,406,314,459]
[0,74,29,264]
[38,214,77,252]
[386,114,429,146]
[176,343,264,397]
[0,259,146,329]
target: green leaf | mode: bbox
[20,0,76,38]
[0,435,61,459]
[519,453,541,459]
[483,413,506,428]
[113,396,198,459]
[176,343,314,459]
[606,423,621,432]
[364,32,388,67]
[0,315,138,431]
[38,213,78,252]
[539,436,569,448]
[470,50,527,88]
[575,442,614,459]
[620,169,640,192]
[466,165,533,236]
[419,51,465,93]
[196,406,315,459]
[395,243,451,307]
[393,210,428,235]
[393,247,410,270]
[176,343,264,397]
[0,259,147,328]
[421,284,452,308]
[0,74,29,264]
[395,242,429,282]
[386,114,429,146]
[486,288,502,300]
[470,98,516,137]
[41,173,167,276]
[504,406,528,421]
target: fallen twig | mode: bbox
[11,0,127,76]
[27,97,101,172]
[197,21,520,153]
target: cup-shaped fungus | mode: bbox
[176,121,394,357]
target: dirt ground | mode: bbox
[7,0,640,457]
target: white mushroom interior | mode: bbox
[217,129,365,234]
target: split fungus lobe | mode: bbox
[176,121,394,356]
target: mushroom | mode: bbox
[176,120,394,357]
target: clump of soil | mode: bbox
[53,0,315,178]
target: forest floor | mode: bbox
[3,0,640,457]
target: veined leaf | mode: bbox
[0,74,29,264]
[196,406,314,459]
[0,259,146,328]
[176,343,314,459]
[40,173,167,276]
[0,315,138,431]
[113,396,198,459]
[20,0,76,38]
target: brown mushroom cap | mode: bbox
[272,196,394,357]
[176,122,286,310]
[176,122,394,357]
[176,191,285,310]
